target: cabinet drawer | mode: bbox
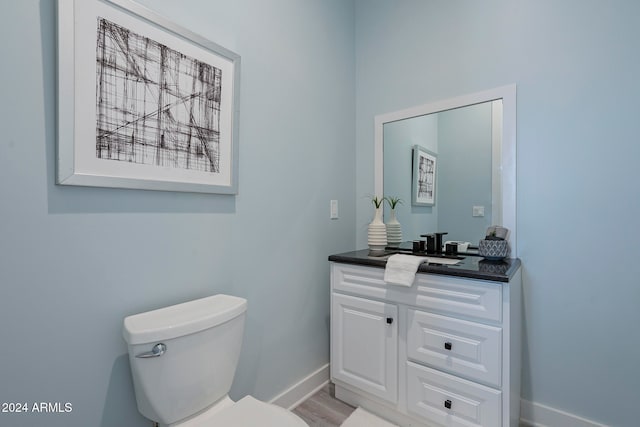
[332,263,502,322]
[407,309,502,387]
[407,361,501,427]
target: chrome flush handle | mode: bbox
[135,343,167,358]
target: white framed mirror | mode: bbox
[374,85,516,254]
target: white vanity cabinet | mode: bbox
[330,261,522,427]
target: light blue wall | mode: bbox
[0,1,354,426]
[355,1,640,426]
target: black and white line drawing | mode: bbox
[95,17,222,173]
[418,155,434,199]
[412,145,437,206]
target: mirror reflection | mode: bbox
[382,100,503,246]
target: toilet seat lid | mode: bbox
[177,396,308,427]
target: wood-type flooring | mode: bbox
[292,383,355,427]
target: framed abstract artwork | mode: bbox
[412,145,436,206]
[57,0,240,194]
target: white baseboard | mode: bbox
[269,364,330,410]
[520,399,608,427]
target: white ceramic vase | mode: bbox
[368,206,387,253]
[385,208,402,248]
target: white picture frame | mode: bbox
[412,145,437,206]
[57,0,240,194]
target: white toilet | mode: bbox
[122,294,308,427]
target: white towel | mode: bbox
[384,254,428,287]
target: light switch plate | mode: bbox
[473,205,485,217]
[330,200,339,219]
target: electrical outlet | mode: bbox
[472,205,485,217]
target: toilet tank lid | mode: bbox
[123,294,247,345]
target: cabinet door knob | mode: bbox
[386,317,393,324]
[444,342,452,350]
[444,399,452,409]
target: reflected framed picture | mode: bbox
[57,0,240,194]
[412,145,436,206]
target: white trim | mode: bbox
[520,399,609,427]
[269,364,330,410]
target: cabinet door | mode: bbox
[331,293,398,403]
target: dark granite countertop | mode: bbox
[328,246,521,283]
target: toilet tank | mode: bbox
[123,295,247,425]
